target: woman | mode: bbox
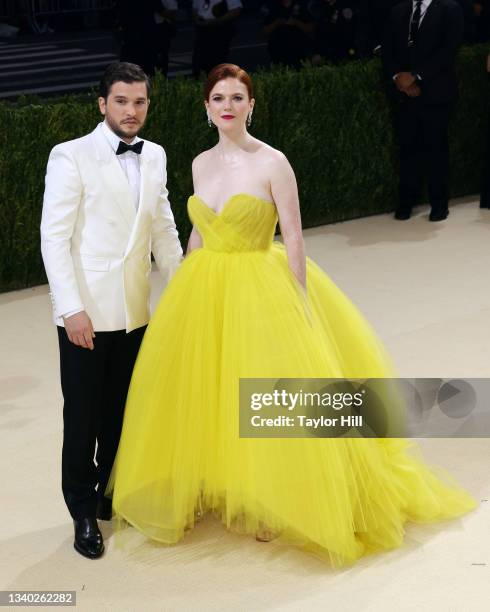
[109,64,476,567]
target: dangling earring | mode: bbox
[247,110,253,127]
[207,112,213,128]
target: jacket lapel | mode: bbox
[91,123,137,230]
[123,138,161,256]
[400,0,413,39]
[138,141,159,213]
[417,0,440,38]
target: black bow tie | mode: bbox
[116,140,144,155]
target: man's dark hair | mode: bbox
[99,62,151,99]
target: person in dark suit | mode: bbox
[382,0,464,221]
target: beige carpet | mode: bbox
[0,198,488,611]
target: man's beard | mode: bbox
[105,113,144,140]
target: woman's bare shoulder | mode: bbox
[253,139,290,171]
[192,147,217,172]
[252,138,287,161]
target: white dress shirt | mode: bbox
[63,122,143,319]
[102,120,141,211]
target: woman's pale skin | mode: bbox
[187,76,307,291]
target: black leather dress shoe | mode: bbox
[73,518,104,559]
[96,497,113,521]
[429,209,449,222]
[394,207,411,220]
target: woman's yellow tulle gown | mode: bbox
[109,194,476,567]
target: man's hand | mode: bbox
[395,72,416,92]
[63,311,95,350]
[405,83,421,97]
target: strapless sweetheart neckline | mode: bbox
[189,193,276,217]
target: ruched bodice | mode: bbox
[188,193,278,252]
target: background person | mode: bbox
[382,0,464,221]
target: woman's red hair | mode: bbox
[204,63,254,100]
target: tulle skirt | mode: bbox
[108,243,476,567]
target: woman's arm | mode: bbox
[269,153,306,291]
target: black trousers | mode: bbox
[395,98,453,213]
[57,325,146,520]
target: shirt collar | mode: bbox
[101,120,141,154]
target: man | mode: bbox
[40,62,183,559]
[382,0,464,221]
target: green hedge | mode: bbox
[0,45,488,292]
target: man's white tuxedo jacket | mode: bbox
[41,122,183,332]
